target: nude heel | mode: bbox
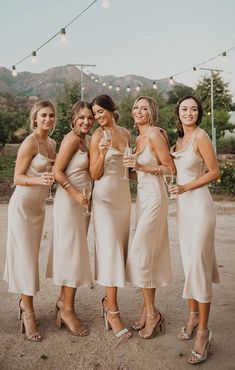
[159,315,165,334]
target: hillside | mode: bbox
[0,65,180,104]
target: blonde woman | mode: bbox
[124,96,174,339]
[4,100,56,341]
[46,101,93,336]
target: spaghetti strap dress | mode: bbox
[171,132,220,303]
[4,134,54,295]
[46,143,92,287]
[92,129,131,287]
[126,130,172,288]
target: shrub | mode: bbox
[210,163,235,195]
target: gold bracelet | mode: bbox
[64,183,71,190]
[62,180,70,188]
[25,176,29,186]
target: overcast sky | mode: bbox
[1,0,235,99]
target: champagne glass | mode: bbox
[46,164,54,203]
[82,183,92,215]
[103,129,114,164]
[121,144,132,180]
[163,168,177,199]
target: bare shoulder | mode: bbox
[195,128,211,144]
[60,131,80,149]
[18,134,37,156]
[149,126,165,141]
[49,137,57,148]
[90,127,102,142]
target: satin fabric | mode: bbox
[172,136,220,303]
[126,144,172,288]
[46,148,92,287]
[92,147,131,287]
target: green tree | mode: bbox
[52,82,81,145]
[0,106,28,144]
[167,84,194,104]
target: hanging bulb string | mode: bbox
[13,0,98,67]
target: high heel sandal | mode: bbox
[103,306,131,339]
[54,299,63,318]
[56,308,89,337]
[132,306,146,330]
[18,299,39,326]
[20,312,42,342]
[178,311,199,341]
[101,296,107,318]
[138,311,165,339]
[188,328,213,364]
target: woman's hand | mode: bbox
[75,191,89,207]
[169,184,186,195]
[123,154,139,170]
[39,172,54,186]
[98,138,109,155]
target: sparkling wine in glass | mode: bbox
[82,183,92,215]
[103,129,112,148]
[46,164,54,203]
[121,144,132,180]
[163,168,177,199]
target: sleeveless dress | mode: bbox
[171,133,220,303]
[126,133,172,288]
[46,145,92,287]
[92,140,131,287]
[4,134,54,295]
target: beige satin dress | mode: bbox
[92,146,131,287]
[46,146,92,287]
[172,133,220,303]
[4,134,54,295]
[126,136,172,288]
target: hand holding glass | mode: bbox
[121,145,132,180]
[163,168,177,199]
[82,183,92,215]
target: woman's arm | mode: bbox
[14,136,52,186]
[54,132,87,206]
[89,130,109,180]
[171,130,220,195]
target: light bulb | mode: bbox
[12,65,17,77]
[31,51,37,64]
[101,0,110,8]
[109,84,112,89]
[60,28,66,43]
[126,86,130,92]
[136,84,140,92]
[95,78,98,83]
[152,81,157,89]
[116,85,120,92]
[222,51,227,62]
[169,76,174,85]
[193,67,197,74]
[91,75,94,80]
[102,82,106,87]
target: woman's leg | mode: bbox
[105,286,131,338]
[21,294,41,341]
[138,288,164,338]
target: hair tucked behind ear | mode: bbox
[175,95,203,138]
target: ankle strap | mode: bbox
[24,312,35,318]
[197,328,209,334]
[107,309,120,315]
[189,311,199,314]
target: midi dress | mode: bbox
[92,145,131,287]
[4,134,54,295]
[46,145,92,287]
[171,134,220,303]
[126,135,172,288]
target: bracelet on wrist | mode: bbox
[62,180,70,189]
[64,182,71,190]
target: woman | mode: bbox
[4,100,56,342]
[124,96,174,339]
[89,94,131,339]
[46,101,93,336]
[170,95,220,364]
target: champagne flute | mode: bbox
[46,164,54,203]
[103,129,114,164]
[82,183,92,215]
[121,144,132,180]
[163,168,177,199]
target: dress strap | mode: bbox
[31,133,39,154]
[191,129,198,145]
[146,126,151,146]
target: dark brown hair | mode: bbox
[91,94,119,122]
[175,95,203,138]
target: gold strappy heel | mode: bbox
[20,312,42,342]
[138,311,165,339]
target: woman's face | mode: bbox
[35,107,55,131]
[132,99,150,126]
[179,98,198,127]
[92,104,113,127]
[74,107,94,134]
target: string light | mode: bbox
[169,76,174,85]
[126,86,130,92]
[136,84,141,92]
[31,51,37,64]
[222,51,227,61]
[193,66,198,74]
[101,0,110,8]
[12,65,17,77]
[116,85,120,92]
[102,81,106,87]
[108,84,112,89]
[60,28,66,43]
[91,75,94,80]
[95,78,98,83]
[152,81,157,89]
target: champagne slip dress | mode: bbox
[92,134,131,287]
[4,134,54,295]
[46,141,92,287]
[171,132,220,303]
[126,130,172,288]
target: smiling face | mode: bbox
[178,98,199,127]
[132,98,150,126]
[74,107,94,134]
[35,107,55,132]
[92,104,113,127]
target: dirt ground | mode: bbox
[0,201,234,370]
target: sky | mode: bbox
[1,0,235,100]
